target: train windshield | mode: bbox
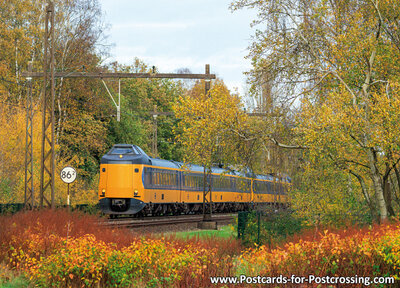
[109,147,139,155]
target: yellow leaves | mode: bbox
[0,105,42,203]
[300,81,400,169]
[173,80,248,167]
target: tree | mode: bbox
[105,60,185,160]
[232,0,400,220]
[0,0,111,204]
[0,0,42,100]
[173,80,249,197]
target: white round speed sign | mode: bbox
[60,166,77,184]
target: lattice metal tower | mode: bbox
[40,2,55,208]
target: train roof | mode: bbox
[100,144,152,165]
[255,174,274,181]
[149,158,181,169]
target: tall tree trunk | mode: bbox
[383,174,395,216]
[368,148,387,221]
[393,166,400,202]
[349,170,376,220]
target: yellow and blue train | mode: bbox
[98,144,291,216]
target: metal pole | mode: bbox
[206,64,212,220]
[203,64,212,222]
[257,211,261,245]
[50,1,55,209]
[24,62,34,209]
[67,183,70,207]
[40,1,55,209]
[117,79,121,121]
[153,105,158,157]
[205,64,211,96]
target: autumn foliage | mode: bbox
[2,210,400,287]
[0,210,240,287]
[232,0,400,223]
[239,224,400,287]
[173,80,248,169]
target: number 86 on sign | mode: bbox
[60,167,77,184]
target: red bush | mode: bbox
[0,209,137,262]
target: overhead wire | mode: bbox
[0,72,177,121]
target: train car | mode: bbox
[98,144,290,216]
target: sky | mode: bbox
[98,0,258,96]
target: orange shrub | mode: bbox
[0,209,137,262]
[239,223,400,286]
[1,210,239,288]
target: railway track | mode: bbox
[102,213,235,228]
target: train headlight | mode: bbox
[134,190,139,197]
[100,189,105,197]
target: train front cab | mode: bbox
[98,145,148,215]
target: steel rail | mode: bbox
[102,214,234,228]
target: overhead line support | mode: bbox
[21,72,216,79]
[23,16,215,211]
[203,64,212,222]
[24,62,34,209]
[39,1,55,209]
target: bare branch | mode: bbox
[269,137,308,149]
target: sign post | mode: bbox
[60,166,77,208]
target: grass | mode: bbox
[171,224,236,239]
[0,263,30,288]
[0,277,30,288]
